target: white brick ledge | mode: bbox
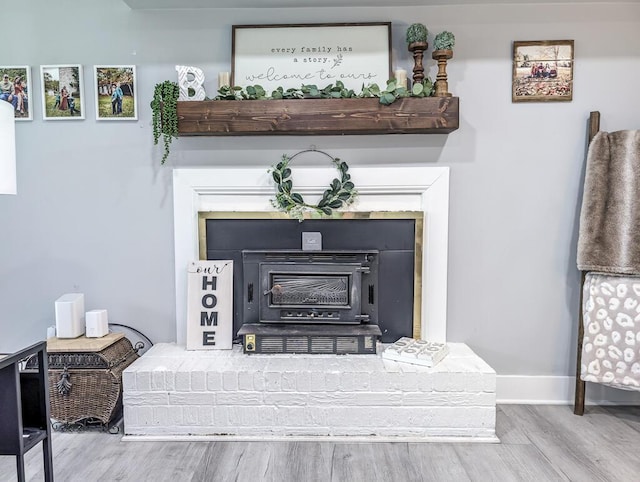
[123,342,497,442]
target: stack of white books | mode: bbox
[382,337,449,367]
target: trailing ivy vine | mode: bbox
[151,81,180,164]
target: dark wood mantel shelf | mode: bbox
[177,96,459,136]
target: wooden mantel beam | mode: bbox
[177,97,459,136]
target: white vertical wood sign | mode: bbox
[186,260,233,350]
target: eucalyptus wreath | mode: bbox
[151,81,180,164]
[269,150,357,219]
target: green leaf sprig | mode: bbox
[411,77,435,97]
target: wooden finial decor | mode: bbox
[432,31,456,97]
[408,41,429,84]
[432,49,453,97]
[405,23,429,85]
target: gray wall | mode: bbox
[1,1,639,380]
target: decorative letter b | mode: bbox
[176,65,206,101]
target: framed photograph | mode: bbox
[512,40,574,102]
[40,64,84,120]
[0,66,32,121]
[232,23,392,93]
[94,65,138,120]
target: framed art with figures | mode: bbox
[0,66,32,121]
[40,64,85,120]
[512,40,574,103]
[94,65,138,120]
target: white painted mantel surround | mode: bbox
[172,165,450,345]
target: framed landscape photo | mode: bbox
[0,66,32,121]
[512,40,574,102]
[94,65,138,120]
[40,65,84,120]
[232,23,392,93]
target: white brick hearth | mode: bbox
[122,343,497,442]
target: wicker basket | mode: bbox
[47,336,138,425]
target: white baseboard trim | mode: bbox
[497,375,640,405]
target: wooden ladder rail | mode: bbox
[574,110,601,415]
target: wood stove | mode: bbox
[242,251,378,325]
[238,250,381,354]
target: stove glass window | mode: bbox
[269,274,350,306]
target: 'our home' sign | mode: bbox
[186,260,233,350]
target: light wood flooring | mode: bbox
[2,405,640,481]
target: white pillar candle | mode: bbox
[218,72,231,89]
[394,69,408,89]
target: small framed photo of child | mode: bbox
[40,65,85,120]
[94,65,138,120]
[0,66,32,121]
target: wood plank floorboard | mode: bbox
[190,441,248,482]
[500,405,640,481]
[330,443,397,482]
[3,405,640,482]
[494,405,532,445]
[599,405,640,434]
[455,443,569,482]
[282,442,334,482]
[251,441,334,482]
[118,441,208,481]
[406,444,471,481]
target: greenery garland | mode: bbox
[269,150,357,219]
[151,81,180,164]
[215,78,434,105]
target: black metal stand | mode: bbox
[0,341,54,481]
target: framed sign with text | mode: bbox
[232,23,392,93]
